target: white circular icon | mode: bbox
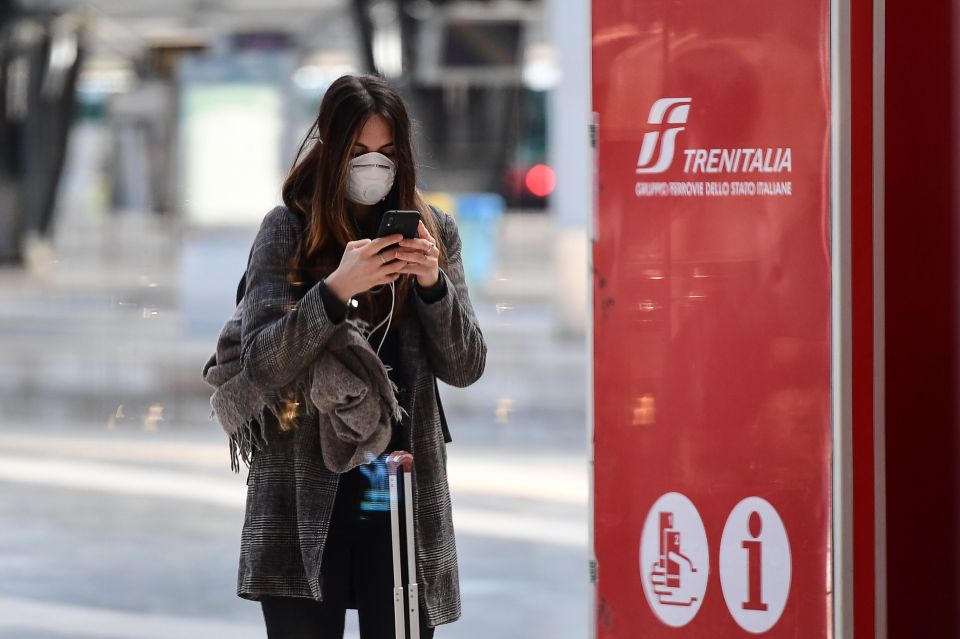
[639,492,709,627]
[719,497,791,633]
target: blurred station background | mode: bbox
[0,0,592,637]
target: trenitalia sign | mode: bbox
[634,97,794,198]
[591,0,832,638]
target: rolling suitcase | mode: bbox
[387,451,420,639]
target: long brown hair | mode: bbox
[281,74,445,324]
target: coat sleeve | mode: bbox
[413,209,487,388]
[240,206,340,392]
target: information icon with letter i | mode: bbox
[639,492,709,627]
[719,497,792,633]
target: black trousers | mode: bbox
[261,467,435,639]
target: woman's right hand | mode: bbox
[324,234,405,303]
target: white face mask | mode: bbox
[346,152,396,205]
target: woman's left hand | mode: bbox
[394,221,440,288]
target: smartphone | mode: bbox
[377,210,421,240]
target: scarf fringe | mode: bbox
[227,414,267,473]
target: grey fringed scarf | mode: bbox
[201,300,402,473]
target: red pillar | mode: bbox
[850,0,876,637]
[884,1,960,636]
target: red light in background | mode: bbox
[524,164,556,198]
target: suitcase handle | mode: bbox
[387,450,414,473]
[387,450,420,639]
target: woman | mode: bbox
[238,74,486,637]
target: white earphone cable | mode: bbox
[368,279,396,356]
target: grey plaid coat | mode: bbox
[237,205,486,627]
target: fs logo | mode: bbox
[636,98,692,174]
